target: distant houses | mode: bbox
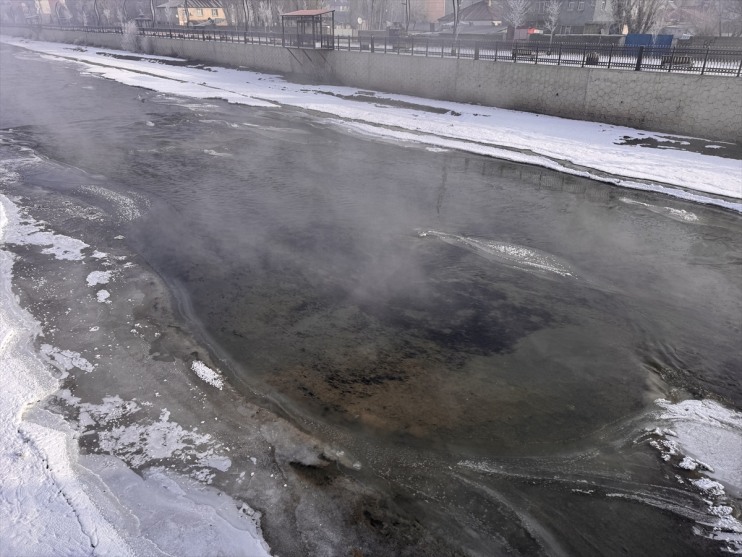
[437,0,613,37]
[531,0,614,35]
[438,0,507,37]
[156,0,226,27]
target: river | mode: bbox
[1,41,741,556]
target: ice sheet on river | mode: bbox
[419,229,578,279]
[458,396,742,553]
[0,192,272,557]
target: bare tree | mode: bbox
[505,0,531,31]
[712,0,742,36]
[451,0,462,40]
[543,0,561,50]
[612,0,666,34]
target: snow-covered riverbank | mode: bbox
[1,35,740,210]
[0,191,272,556]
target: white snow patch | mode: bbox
[86,270,111,286]
[96,289,110,303]
[203,149,233,157]
[78,185,141,221]
[191,360,225,390]
[678,456,699,470]
[693,478,726,497]
[0,198,88,260]
[646,398,742,550]
[1,194,135,556]
[39,344,95,374]
[56,391,234,478]
[82,456,271,557]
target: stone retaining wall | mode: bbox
[5,26,740,142]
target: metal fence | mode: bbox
[33,24,742,77]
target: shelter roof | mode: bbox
[281,9,334,17]
[156,0,222,9]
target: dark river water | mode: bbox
[2,43,741,556]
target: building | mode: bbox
[415,0,445,24]
[1,0,58,23]
[438,0,507,35]
[156,0,226,27]
[530,0,614,34]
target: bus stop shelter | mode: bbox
[281,9,334,49]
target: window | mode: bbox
[567,1,575,10]
[577,1,585,10]
[538,1,546,13]
[211,8,218,16]
[196,8,203,16]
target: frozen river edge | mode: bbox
[0,173,464,555]
[0,193,274,556]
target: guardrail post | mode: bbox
[557,43,562,66]
[410,37,414,55]
[534,42,539,64]
[581,43,587,67]
[474,41,479,60]
[607,44,613,68]
[370,35,374,53]
[701,46,709,75]
[635,45,644,71]
[737,57,742,77]
[494,41,498,62]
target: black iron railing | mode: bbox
[25,24,742,77]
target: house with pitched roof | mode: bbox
[438,0,507,35]
[156,0,226,26]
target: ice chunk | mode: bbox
[191,361,224,390]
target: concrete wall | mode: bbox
[5,26,741,142]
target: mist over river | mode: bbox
[1,42,741,556]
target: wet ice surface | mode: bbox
[1,42,742,556]
[1,194,273,556]
[418,230,579,278]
